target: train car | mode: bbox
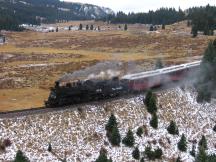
[122,61,201,92]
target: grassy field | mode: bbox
[0,21,215,111]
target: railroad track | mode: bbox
[0,80,187,119]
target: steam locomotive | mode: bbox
[45,61,200,108]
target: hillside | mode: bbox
[0,0,114,30]
[0,86,215,161]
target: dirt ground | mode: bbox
[0,20,215,111]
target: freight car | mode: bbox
[45,61,200,108]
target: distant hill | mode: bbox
[0,0,114,31]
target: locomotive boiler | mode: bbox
[45,61,200,108]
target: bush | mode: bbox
[154,147,163,159]
[122,129,134,147]
[132,147,140,160]
[136,127,143,137]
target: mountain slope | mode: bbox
[0,0,114,30]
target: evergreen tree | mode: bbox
[147,95,157,114]
[98,26,100,31]
[56,27,58,32]
[14,150,30,162]
[79,24,83,30]
[167,121,179,135]
[86,25,89,30]
[195,146,207,162]
[150,113,158,129]
[110,126,121,146]
[105,113,117,133]
[191,25,198,37]
[176,156,182,162]
[190,144,196,157]
[196,39,216,103]
[144,90,153,106]
[162,24,165,29]
[155,59,164,69]
[154,147,163,159]
[132,147,140,160]
[144,146,155,160]
[90,24,94,30]
[69,26,71,31]
[140,157,145,162]
[178,134,187,152]
[124,24,128,31]
[48,143,52,152]
[136,127,143,137]
[198,135,207,150]
[95,150,112,162]
[122,129,135,147]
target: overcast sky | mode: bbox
[62,0,216,13]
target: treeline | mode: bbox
[188,5,216,36]
[0,0,110,31]
[102,8,185,25]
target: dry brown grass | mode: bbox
[0,20,216,111]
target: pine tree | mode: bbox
[195,146,207,162]
[122,129,134,147]
[154,147,163,159]
[191,25,198,37]
[176,156,182,162]
[90,24,94,30]
[144,90,153,106]
[140,157,145,162]
[190,144,196,157]
[167,121,179,135]
[110,126,121,146]
[162,24,165,29]
[150,113,158,129]
[124,24,128,31]
[147,95,157,114]
[178,134,187,152]
[14,150,30,162]
[95,150,112,162]
[132,147,140,160]
[48,143,52,152]
[198,135,207,150]
[155,59,163,69]
[136,127,143,137]
[105,113,117,133]
[79,24,83,30]
[86,25,89,30]
[144,146,155,160]
[56,27,58,32]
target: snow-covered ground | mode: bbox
[0,87,215,162]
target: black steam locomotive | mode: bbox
[45,61,200,108]
[45,77,129,108]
